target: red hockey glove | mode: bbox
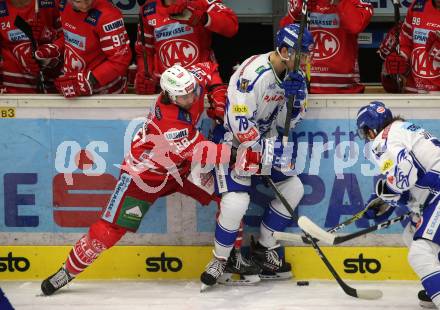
[29,20,57,43]
[55,71,94,98]
[207,84,227,123]
[385,52,409,75]
[426,30,440,63]
[378,22,402,60]
[134,72,157,94]
[168,0,208,26]
[35,43,61,68]
[12,42,40,76]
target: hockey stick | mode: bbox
[265,176,382,300]
[138,12,151,79]
[275,201,378,244]
[298,211,412,245]
[281,0,309,146]
[391,0,404,93]
[14,15,46,94]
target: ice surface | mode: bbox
[1,280,423,310]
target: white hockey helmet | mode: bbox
[160,65,198,103]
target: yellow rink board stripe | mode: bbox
[0,246,418,280]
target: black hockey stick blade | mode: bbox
[265,177,382,300]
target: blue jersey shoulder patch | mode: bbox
[178,108,192,124]
[143,1,156,16]
[84,8,101,26]
[412,0,427,12]
[0,1,9,17]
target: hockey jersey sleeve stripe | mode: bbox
[3,71,36,79]
[312,73,360,78]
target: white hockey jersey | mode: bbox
[224,52,307,149]
[371,120,440,209]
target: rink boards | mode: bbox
[1,94,439,281]
[0,245,418,281]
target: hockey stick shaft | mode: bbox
[14,15,46,94]
[138,12,150,79]
[282,0,309,146]
[332,211,411,245]
[265,177,382,300]
[391,0,404,93]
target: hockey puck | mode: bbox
[296,281,310,286]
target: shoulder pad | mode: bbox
[411,0,427,12]
[38,0,55,8]
[143,1,156,16]
[84,8,102,26]
[0,1,9,17]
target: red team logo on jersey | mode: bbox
[158,39,199,68]
[411,47,440,79]
[64,46,86,71]
[312,30,340,61]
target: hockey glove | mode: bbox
[207,84,227,123]
[377,22,402,60]
[168,0,208,26]
[363,194,395,222]
[55,71,94,98]
[281,71,306,100]
[385,52,409,75]
[35,44,61,68]
[375,178,401,203]
[12,42,40,76]
[134,72,157,95]
[29,19,57,43]
[426,30,440,63]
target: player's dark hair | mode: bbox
[378,116,405,133]
[160,91,172,105]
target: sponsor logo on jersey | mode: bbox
[158,39,199,68]
[413,28,429,44]
[422,208,440,239]
[155,23,193,41]
[8,29,28,42]
[238,78,250,93]
[103,173,131,223]
[236,127,258,143]
[38,0,55,8]
[0,1,8,17]
[312,30,340,60]
[255,65,266,74]
[232,104,249,114]
[164,128,189,140]
[125,206,143,218]
[144,1,156,16]
[64,30,86,51]
[155,106,162,120]
[263,94,284,103]
[411,47,440,78]
[310,13,339,29]
[84,8,101,26]
[103,18,124,33]
[380,159,394,173]
[59,0,67,11]
[412,0,426,12]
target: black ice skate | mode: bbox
[418,290,436,309]
[250,237,292,280]
[41,266,74,296]
[200,254,227,292]
[217,248,261,286]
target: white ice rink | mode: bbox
[1,280,425,310]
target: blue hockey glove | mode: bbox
[363,193,395,222]
[281,71,306,100]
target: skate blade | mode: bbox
[259,271,292,281]
[217,273,260,286]
[419,301,436,309]
[200,283,215,293]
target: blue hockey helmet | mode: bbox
[356,101,393,139]
[276,23,314,54]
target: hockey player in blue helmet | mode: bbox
[356,101,440,309]
[200,23,314,290]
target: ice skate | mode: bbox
[200,254,227,292]
[418,290,436,308]
[41,266,74,296]
[217,248,261,286]
[250,237,292,280]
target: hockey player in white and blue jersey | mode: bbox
[200,23,314,289]
[356,101,440,309]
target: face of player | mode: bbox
[281,48,311,72]
[71,0,94,12]
[174,90,198,110]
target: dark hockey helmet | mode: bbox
[276,23,314,54]
[356,101,393,140]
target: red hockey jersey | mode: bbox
[125,61,223,182]
[135,0,238,78]
[280,0,373,94]
[57,0,131,93]
[0,0,60,93]
[399,0,440,93]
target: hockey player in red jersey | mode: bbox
[134,0,238,95]
[384,0,440,93]
[280,0,373,93]
[40,61,259,296]
[426,30,440,87]
[0,0,61,93]
[35,0,132,97]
